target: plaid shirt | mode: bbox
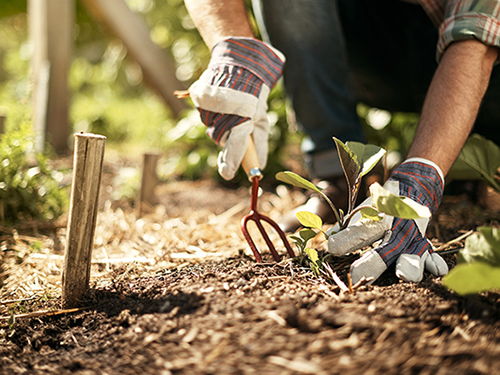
[412,0,500,60]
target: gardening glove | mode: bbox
[189,37,285,180]
[328,158,449,284]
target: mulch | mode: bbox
[1,256,499,375]
[0,164,499,374]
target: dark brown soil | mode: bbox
[1,178,499,375]
[1,253,499,375]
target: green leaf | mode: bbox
[304,248,319,263]
[443,263,500,295]
[450,134,500,191]
[296,211,323,229]
[333,137,361,211]
[369,183,431,219]
[299,228,317,242]
[459,227,500,266]
[346,142,386,177]
[275,171,322,193]
[359,206,382,221]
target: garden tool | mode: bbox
[240,137,295,262]
[173,90,294,262]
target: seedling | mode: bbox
[288,212,326,275]
[276,138,430,235]
[443,226,500,294]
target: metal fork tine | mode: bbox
[254,218,281,262]
[240,175,295,263]
[260,215,296,258]
[241,215,263,263]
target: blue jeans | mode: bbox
[252,0,500,178]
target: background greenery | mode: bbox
[0,0,495,223]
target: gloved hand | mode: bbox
[328,158,449,284]
[188,37,285,180]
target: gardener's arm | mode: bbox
[183,0,285,180]
[408,40,498,175]
[328,40,499,284]
[184,0,254,48]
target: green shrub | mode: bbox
[0,125,67,225]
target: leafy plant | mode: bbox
[0,125,67,225]
[276,137,430,234]
[443,227,500,294]
[447,134,500,191]
[289,212,325,276]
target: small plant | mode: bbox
[443,227,500,294]
[277,137,432,276]
[276,137,430,234]
[0,124,67,225]
[288,212,327,275]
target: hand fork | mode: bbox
[173,90,294,262]
[241,138,295,262]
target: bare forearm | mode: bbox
[408,40,498,175]
[184,0,254,49]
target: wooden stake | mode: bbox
[29,0,73,154]
[137,152,160,216]
[62,133,106,307]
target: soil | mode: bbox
[1,177,499,375]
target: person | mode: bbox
[183,0,499,284]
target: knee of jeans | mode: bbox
[253,0,343,50]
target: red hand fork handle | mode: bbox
[240,137,295,262]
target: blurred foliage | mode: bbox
[0,1,26,19]
[0,123,67,225]
[1,0,490,188]
[443,227,500,295]
[111,167,140,201]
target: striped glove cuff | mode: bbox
[389,159,444,213]
[210,37,285,90]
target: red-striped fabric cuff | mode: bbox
[210,37,285,88]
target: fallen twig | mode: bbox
[434,230,474,253]
[352,276,374,289]
[347,273,354,294]
[322,262,349,293]
[0,307,87,321]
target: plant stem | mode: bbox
[319,191,342,226]
[342,204,377,228]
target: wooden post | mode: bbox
[29,0,74,154]
[62,133,106,307]
[137,152,160,216]
[81,0,187,117]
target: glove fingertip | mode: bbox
[426,252,449,276]
[218,165,236,181]
[350,249,387,285]
[395,254,425,282]
[217,152,237,181]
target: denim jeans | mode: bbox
[252,0,500,179]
